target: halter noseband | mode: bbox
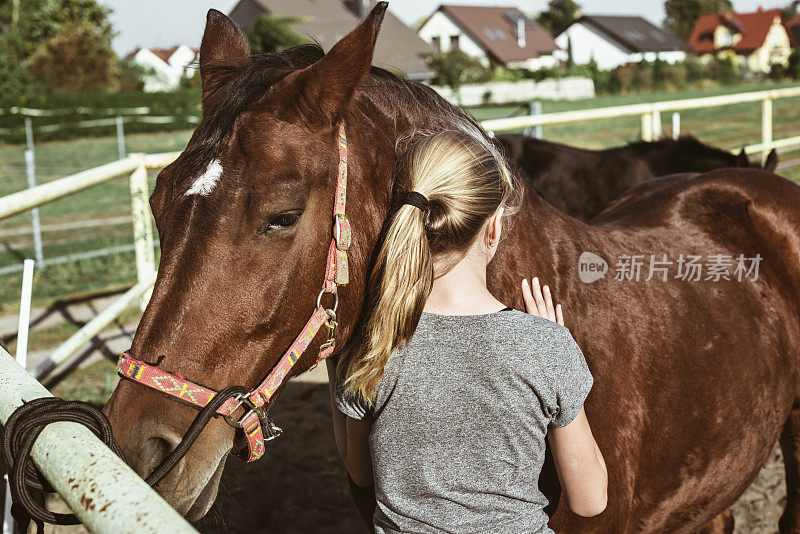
[117,124,352,462]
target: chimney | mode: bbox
[517,17,526,47]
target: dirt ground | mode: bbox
[38,379,788,534]
[192,382,366,534]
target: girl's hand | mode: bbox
[521,277,565,326]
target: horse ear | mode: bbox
[735,148,749,167]
[290,2,388,125]
[199,9,250,114]
[764,149,778,172]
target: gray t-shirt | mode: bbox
[336,309,593,534]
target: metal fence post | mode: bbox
[0,348,199,533]
[116,116,127,160]
[129,154,156,311]
[651,110,662,140]
[762,96,773,166]
[672,112,681,140]
[2,258,34,534]
[524,101,543,139]
[2,483,12,534]
[641,112,653,142]
[24,119,44,265]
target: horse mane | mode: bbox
[178,43,484,181]
[177,42,513,198]
[177,44,324,183]
[624,135,735,162]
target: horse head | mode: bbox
[735,147,778,172]
[103,4,397,519]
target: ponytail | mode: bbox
[339,129,517,404]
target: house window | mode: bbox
[450,35,460,50]
[719,32,732,47]
[432,36,441,51]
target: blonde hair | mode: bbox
[339,130,517,403]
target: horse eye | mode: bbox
[259,212,302,234]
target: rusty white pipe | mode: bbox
[0,346,198,533]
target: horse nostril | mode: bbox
[139,435,177,478]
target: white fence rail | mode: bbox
[0,152,183,532]
[480,85,800,165]
[0,106,151,117]
[0,151,182,382]
[0,346,198,533]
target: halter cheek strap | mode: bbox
[117,123,351,462]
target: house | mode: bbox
[417,5,561,70]
[229,0,434,80]
[687,8,792,73]
[125,45,198,92]
[555,15,689,70]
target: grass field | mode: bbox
[0,131,190,312]
[0,81,799,314]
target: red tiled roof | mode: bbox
[125,46,199,64]
[436,5,559,64]
[688,8,784,53]
[149,46,180,63]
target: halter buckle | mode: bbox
[223,393,259,429]
[333,214,351,251]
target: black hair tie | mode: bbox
[401,191,429,212]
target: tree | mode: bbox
[783,1,799,19]
[664,0,733,41]
[0,0,117,99]
[769,61,787,81]
[425,50,492,91]
[787,48,800,80]
[0,31,35,104]
[246,14,305,53]
[0,0,114,58]
[28,23,117,93]
[536,0,581,37]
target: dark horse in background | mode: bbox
[498,134,779,220]
[103,5,800,533]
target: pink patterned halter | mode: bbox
[117,123,352,462]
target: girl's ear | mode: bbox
[489,207,505,246]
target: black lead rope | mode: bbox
[0,385,248,533]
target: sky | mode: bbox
[102,0,792,55]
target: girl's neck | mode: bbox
[423,250,506,316]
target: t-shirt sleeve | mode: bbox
[334,380,370,420]
[550,328,594,428]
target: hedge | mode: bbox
[0,89,202,144]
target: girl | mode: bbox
[327,130,607,533]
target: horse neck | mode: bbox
[492,189,580,301]
[635,140,734,174]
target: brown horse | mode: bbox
[497,134,779,221]
[103,5,800,533]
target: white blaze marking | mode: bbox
[185,159,223,196]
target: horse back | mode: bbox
[541,168,800,532]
